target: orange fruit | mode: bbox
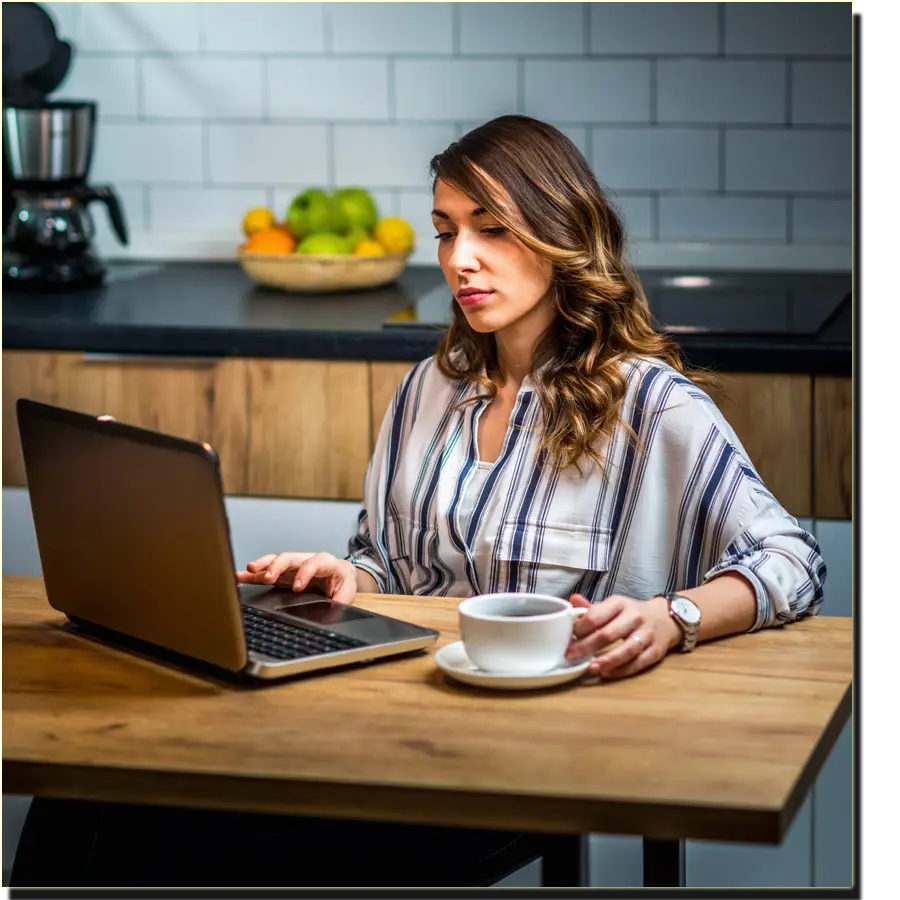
[244,227,296,254]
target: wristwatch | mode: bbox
[664,592,702,653]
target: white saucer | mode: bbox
[433,641,591,691]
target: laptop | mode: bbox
[16,398,439,682]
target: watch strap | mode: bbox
[665,591,699,653]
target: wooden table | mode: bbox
[3,576,853,887]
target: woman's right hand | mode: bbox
[236,552,358,605]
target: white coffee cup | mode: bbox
[457,592,588,676]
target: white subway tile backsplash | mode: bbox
[725,129,851,194]
[460,3,583,55]
[609,194,654,241]
[333,125,457,188]
[77,1,201,53]
[525,61,651,123]
[398,190,442,267]
[395,60,518,122]
[725,2,851,56]
[659,196,787,241]
[657,61,786,124]
[209,124,328,185]
[590,3,718,55]
[142,57,263,119]
[42,1,80,38]
[148,186,267,232]
[331,2,453,55]
[268,59,390,120]
[271,188,395,222]
[58,56,139,117]
[792,199,851,244]
[60,1,850,260]
[592,128,719,191]
[92,123,203,183]
[201,2,325,54]
[792,62,852,126]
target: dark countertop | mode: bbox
[2,262,851,375]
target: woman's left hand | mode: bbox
[565,593,683,680]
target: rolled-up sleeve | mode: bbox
[704,485,827,630]
[346,499,389,593]
[650,374,827,631]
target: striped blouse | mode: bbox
[346,355,826,630]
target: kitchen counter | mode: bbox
[2,262,851,375]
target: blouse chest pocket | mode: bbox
[493,519,613,595]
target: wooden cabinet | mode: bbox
[2,351,369,502]
[2,352,849,515]
[709,373,813,518]
[243,359,370,501]
[813,376,852,519]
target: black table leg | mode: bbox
[540,834,588,886]
[642,837,685,887]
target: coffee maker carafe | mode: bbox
[3,101,129,289]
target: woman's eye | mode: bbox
[434,232,454,241]
[483,227,507,236]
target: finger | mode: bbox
[590,628,650,673]
[246,554,277,572]
[291,554,334,592]
[330,573,356,606]
[572,594,627,639]
[262,552,304,584]
[594,645,662,681]
[568,593,592,609]
[567,608,641,660]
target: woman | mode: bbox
[239,115,826,679]
[15,116,825,889]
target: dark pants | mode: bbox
[11,797,542,888]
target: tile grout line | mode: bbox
[583,3,591,56]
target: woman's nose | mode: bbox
[448,232,480,272]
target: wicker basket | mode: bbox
[237,246,412,293]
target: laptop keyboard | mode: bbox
[242,606,366,661]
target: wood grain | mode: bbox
[814,376,853,519]
[369,361,415,451]
[709,373,813,518]
[244,360,370,501]
[3,576,852,844]
[2,351,249,493]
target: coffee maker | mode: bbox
[3,100,129,290]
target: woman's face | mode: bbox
[431,178,554,339]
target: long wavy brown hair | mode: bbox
[430,115,716,474]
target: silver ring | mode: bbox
[631,632,644,649]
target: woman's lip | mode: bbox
[457,291,493,306]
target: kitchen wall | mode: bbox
[43,1,852,270]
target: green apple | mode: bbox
[286,188,348,238]
[344,227,368,253]
[334,187,378,233]
[296,232,352,255]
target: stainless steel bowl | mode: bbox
[2,101,96,183]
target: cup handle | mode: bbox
[569,606,589,629]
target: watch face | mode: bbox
[673,596,701,626]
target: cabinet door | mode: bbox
[2,351,249,493]
[244,359,370,501]
[370,362,416,451]
[813,376,852,519]
[709,373,812,518]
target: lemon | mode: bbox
[373,217,415,254]
[354,238,387,257]
[242,207,276,237]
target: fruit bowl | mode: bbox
[237,247,412,293]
